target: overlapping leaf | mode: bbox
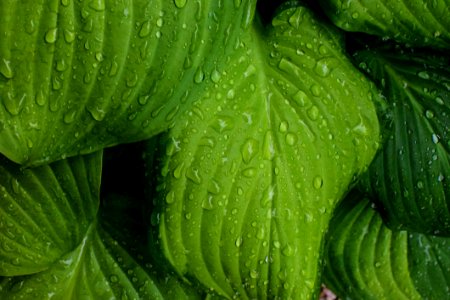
[356,47,450,235]
[148,3,380,299]
[318,0,450,49]
[0,148,201,298]
[323,190,450,300]
[0,152,102,276]
[0,0,256,166]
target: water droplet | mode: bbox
[139,21,152,38]
[256,227,265,240]
[417,71,430,79]
[263,131,275,160]
[241,138,258,164]
[0,58,13,79]
[314,58,335,77]
[351,12,359,19]
[313,176,323,189]
[56,59,67,72]
[63,29,75,44]
[417,181,424,189]
[35,89,46,106]
[273,241,281,249]
[156,18,164,28]
[250,270,258,279]
[310,84,321,96]
[87,105,106,121]
[202,195,215,210]
[89,0,105,11]
[210,69,221,83]
[109,59,119,76]
[307,105,319,120]
[234,0,242,8]
[207,179,221,194]
[110,275,119,283]
[285,133,297,146]
[282,245,294,257]
[173,163,185,179]
[166,191,176,204]
[63,109,77,124]
[45,28,58,43]
[293,90,308,106]
[235,236,243,247]
[279,121,288,133]
[435,97,444,105]
[138,95,149,106]
[174,0,186,8]
[242,167,256,178]
[194,68,204,83]
[185,212,191,220]
[432,133,440,144]
[186,167,202,184]
[425,110,434,119]
[61,0,70,6]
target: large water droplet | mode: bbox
[0,58,13,79]
[241,138,259,164]
[45,28,58,44]
[174,0,187,8]
[313,176,323,189]
[166,191,175,204]
[139,20,151,38]
[285,133,297,146]
[89,0,105,11]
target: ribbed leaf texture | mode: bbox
[0,151,102,276]
[0,0,256,166]
[318,0,450,49]
[356,47,450,236]
[148,3,380,299]
[323,190,450,300]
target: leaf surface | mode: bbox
[318,0,450,49]
[356,48,450,235]
[0,0,256,166]
[149,3,380,299]
[323,190,450,300]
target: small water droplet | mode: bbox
[210,69,221,83]
[89,0,105,11]
[282,245,294,257]
[263,131,275,160]
[250,270,258,279]
[417,181,424,189]
[0,58,13,79]
[418,71,430,79]
[165,191,176,204]
[285,133,297,146]
[194,68,204,83]
[186,167,202,184]
[173,163,185,179]
[241,138,259,164]
[310,84,321,96]
[313,176,323,189]
[293,90,308,107]
[425,110,434,119]
[63,109,77,124]
[45,28,58,44]
[235,236,243,247]
[138,21,152,38]
[174,0,187,8]
[307,105,319,120]
[242,167,256,178]
[279,121,288,133]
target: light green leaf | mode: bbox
[355,47,450,235]
[0,0,256,166]
[323,190,450,300]
[0,152,102,276]
[318,0,450,49]
[149,3,380,299]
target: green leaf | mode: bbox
[149,4,380,299]
[0,221,201,300]
[0,0,257,166]
[0,152,102,276]
[355,47,450,235]
[323,190,450,300]
[318,0,450,49]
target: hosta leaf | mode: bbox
[0,0,256,166]
[318,0,450,49]
[148,3,380,299]
[0,151,102,276]
[323,190,450,300]
[0,221,201,300]
[355,48,450,235]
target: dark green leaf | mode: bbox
[318,0,450,49]
[323,190,450,300]
[355,47,450,235]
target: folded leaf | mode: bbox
[149,3,380,299]
[323,190,450,300]
[0,0,256,166]
[355,47,450,235]
[318,0,450,49]
[0,151,102,276]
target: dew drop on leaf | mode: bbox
[174,0,186,8]
[45,28,58,44]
